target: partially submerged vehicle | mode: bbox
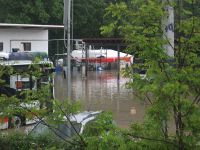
[72,49,133,70]
[27,111,102,139]
[71,49,132,63]
[56,49,133,71]
[0,52,54,129]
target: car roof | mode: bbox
[68,111,102,123]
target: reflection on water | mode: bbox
[54,70,146,128]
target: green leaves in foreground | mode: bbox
[102,0,200,149]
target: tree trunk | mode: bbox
[177,112,184,150]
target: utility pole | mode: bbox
[163,1,174,57]
[63,0,71,98]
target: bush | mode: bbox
[0,132,70,150]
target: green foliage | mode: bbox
[73,0,107,38]
[86,132,127,150]
[102,0,200,149]
[0,62,86,149]
[0,0,60,24]
[82,112,115,137]
[82,112,134,150]
[0,132,70,150]
[0,61,54,131]
[0,0,107,39]
[45,100,81,126]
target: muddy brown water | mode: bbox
[54,70,147,128]
[2,70,176,134]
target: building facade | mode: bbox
[0,23,63,55]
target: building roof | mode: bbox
[0,23,64,29]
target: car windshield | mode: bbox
[58,122,82,138]
[30,121,82,139]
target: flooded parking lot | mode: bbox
[54,70,147,128]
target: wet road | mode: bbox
[54,70,147,128]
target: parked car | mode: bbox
[26,111,102,139]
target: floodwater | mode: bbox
[54,70,147,128]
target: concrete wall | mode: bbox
[0,28,48,54]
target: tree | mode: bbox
[0,60,54,127]
[0,60,88,148]
[0,0,107,38]
[0,0,62,24]
[0,0,110,58]
[71,0,105,38]
[101,0,200,149]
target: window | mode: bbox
[0,42,3,51]
[22,42,31,51]
[12,48,19,52]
